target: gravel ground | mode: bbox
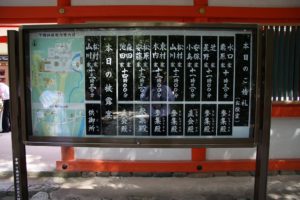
[0,174,300,200]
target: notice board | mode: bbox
[19,24,261,147]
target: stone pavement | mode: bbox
[0,174,300,200]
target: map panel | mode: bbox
[30,33,86,136]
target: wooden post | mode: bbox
[8,30,29,200]
[192,148,206,162]
[61,147,75,161]
[254,26,274,200]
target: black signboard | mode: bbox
[19,23,260,147]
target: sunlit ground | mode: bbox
[1,175,300,200]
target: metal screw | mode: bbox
[199,8,206,15]
[59,8,65,14]
[62,164,68,170]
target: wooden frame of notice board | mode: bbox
[17,23,261,148]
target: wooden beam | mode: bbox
[1,6,300,24]
[272,103,300,117]
[56,159,300,172]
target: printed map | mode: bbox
[30,36,86,137]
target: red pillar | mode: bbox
[57,0,71,24]
[57,0,74,163]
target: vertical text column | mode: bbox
[151,36,168,136]
[234,34,251,127]
[135,36,151,136]
[218,36,234,135]
[168,36,184,136]
[201,36,218,101]
[85,36,101,135]
[101,36,117,135]
[201,36,217,136]
[118,36,134,135]
[185,36,201,101]
[185,36,201,136]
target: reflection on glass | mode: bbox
[141,75,175,136]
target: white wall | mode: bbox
[208,0,300,8]
[76,117,300,160]
[0,44,7,55]
[207,118,300,160]
[0,0,56,6]
[72,0,193,6]
[76,148,191,160]
[0,27,19,55]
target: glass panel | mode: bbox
[28,27,255,139]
